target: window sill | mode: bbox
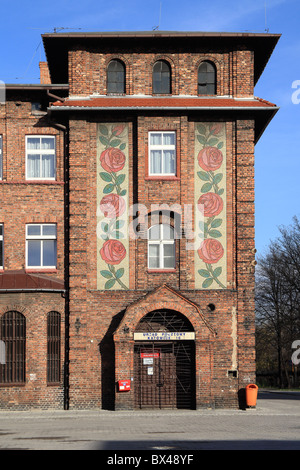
[145,176,180,181]
[25,269,58,273]
[147,269,176,273]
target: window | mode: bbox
[148,224,175,269]
[107,60,126,94]
[0,134,2,180]
[26,136,56,180]
[26,224,57,269]
[0,224,3,269]
[198,61,216,95]
[149,131,176,176]
[153,60,171,94]
[47,311,61,384]
[0,311,26,384]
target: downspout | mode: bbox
[53,121,70,410]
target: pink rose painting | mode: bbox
[196,123,226,289]
[98,124,128,290]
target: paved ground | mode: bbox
[0,390,299,451]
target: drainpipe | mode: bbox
[52,121,70,411]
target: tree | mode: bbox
[255,217,300,388]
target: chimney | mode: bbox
[39,62,51,84]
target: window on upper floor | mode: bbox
[148,224,175,270]
[26,136,56,180]
[107,59,126,94]
[198,61,216,95]
[0,224,3,269]
[149,131,176,176]
[26,224,57,269]
[153,60,171,94]
[0,311,26,384]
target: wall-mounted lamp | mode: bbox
[75,318,81,333]
[123,324,129,334]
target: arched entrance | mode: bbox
[133,309,196,409]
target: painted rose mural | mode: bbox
[97,123,129,290]
[194,122,227,289]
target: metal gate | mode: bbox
[134,341,195,409]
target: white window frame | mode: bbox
[25,135,56,180]
[148,223,175,270]
[0,135,3,180]
[148,131,176,176]
[0,224,3,269]
[26,224,57,269]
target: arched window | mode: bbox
[107,59,126,94]
[0,311,26,384]
[47,311,61,384]
[153,60,171,94]
[198,61,216,95]
[148,224,175,269]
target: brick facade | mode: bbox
[0,31,279,410]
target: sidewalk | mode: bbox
[0,391,299,450]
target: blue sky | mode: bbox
[0,0,299,255]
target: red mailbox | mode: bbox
[118,380,131,391]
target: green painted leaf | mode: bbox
[213,173,223,185]
[198,221,206,232]
[218,188,224,196]
[100,270,113,279]
[101,222,109,232]
[120,189,127,196]
[99,125,108,135]
[99,135,109,146]
[197,135,207,146]
[209,229,222,238]
[119,143,126,150]
[115,267,124,279]
[115,174,125,185]
[116,220,125,229]
[217,141,224,149]
[110,139,121,148]
[201,182,212,193]
[207,137,219,146]
[197,124,207,135]
[101,234,109,240]
[111,231,124,239]
[213,266,222,278]
[198,269,210,278]
[105,278,116,289]
[211,218,222,228]
[100,172,112,182]
[197,171,210,181]
[103,183,115,194]
[202,277,214,288]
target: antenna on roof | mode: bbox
[152,2,162,30]
[53,27,82,33]
[264,1,269,32]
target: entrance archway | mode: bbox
[134,309,196,409]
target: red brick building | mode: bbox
[0,31,279,410]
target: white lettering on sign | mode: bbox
[134,332,195,341]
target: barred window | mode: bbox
[47,311,61,384]
[0,311,26,384]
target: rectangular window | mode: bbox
[0,224,3,269]
[149,131,176,176]
[26,136,56,180]
[0,135,2,180]
[26,224,57,269]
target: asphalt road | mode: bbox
[0,390,299,451]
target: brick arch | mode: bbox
[113,284,216,410]
[150,56,177,95]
